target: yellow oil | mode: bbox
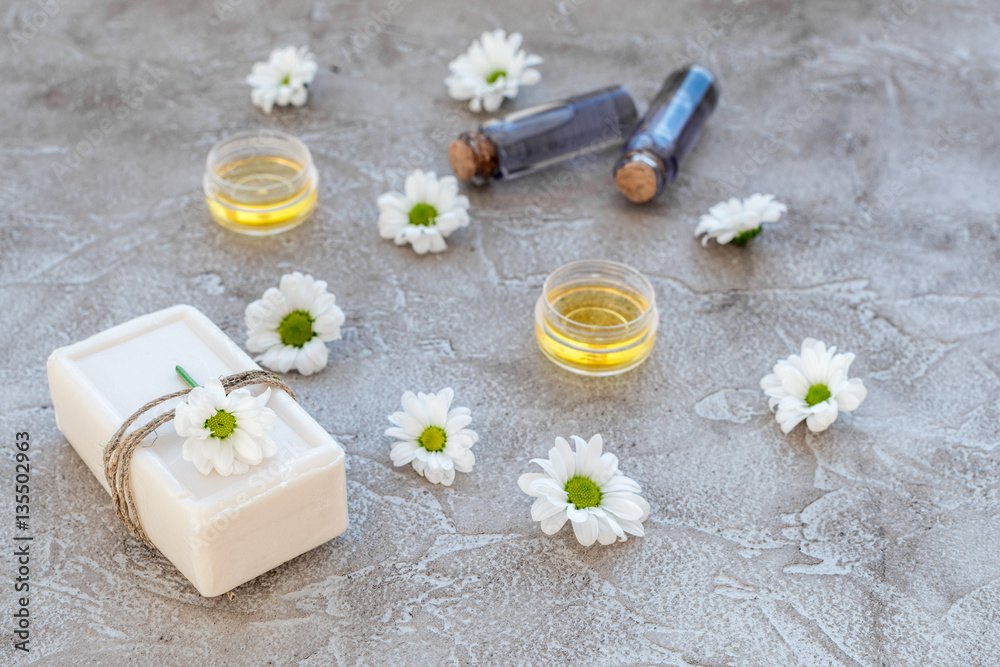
[206,156,317,233]
[536,284,656,375]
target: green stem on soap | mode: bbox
[175,365,199,389]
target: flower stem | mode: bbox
[175,365,199,389]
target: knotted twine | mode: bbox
[102,370,296,549]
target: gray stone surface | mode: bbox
[2,0,999,664]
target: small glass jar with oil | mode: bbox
[204,130,318,235]
[535,259,658,376]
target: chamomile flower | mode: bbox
[246,45,318,114]
[695,193,787,246]
[760,338,868,433]
[518,434,649,547]
[244,272,345,376]
[445,29,543,112]
[174,378,277,476]
[377,170,470,254]
[385,388,478,486]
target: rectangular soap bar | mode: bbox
[46,304,348,597]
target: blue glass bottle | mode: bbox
[614,65,719,203]
[449,85,638,184]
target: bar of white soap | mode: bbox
[47,304,348,597]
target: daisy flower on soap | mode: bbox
[377,170,470,254]
[385,388,478,486]
[695,193,787,246]
[518,434,649,547]
[246,45,318,114]
[445,29,542,112]
[760,338,868,433]
[175,378,277,477]
[244,272,345,376]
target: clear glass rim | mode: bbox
[539,259,657,339]
[204,129,313,196]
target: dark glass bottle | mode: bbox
[614,65,719,203]
[448,85,638,184]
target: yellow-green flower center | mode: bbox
[418,426,447,452]
[408,203,438,227]
[204,409,237,439]
[565,475,602,510]
[732,226,762,245]
[486,70,507,84]
[281,74,290,85]
[278,310,315,348]
[805,383,832,407]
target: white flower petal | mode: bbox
[834,378,867,412]
[539,511,568,535]
[295,337,330,375]
[451,448,475,472]
[390,410,426,439]
[615,517,646,538]
[481,92,504,112]
[550,437,575,483]
[529,477,568,504]
[438,467,457,486]
[390,441,420,466]
[529,457,562,483]
[571,513,599,546]
[245,329,282,353]
[594,453,619,484]
[385,426,415,442]
[595,515,620,545]
[531,497,567,522]
[400,391,430,429]
[519,68,541,85]
[774,362,810,397]
[230,429,263,466]
[445,412,473,434]
[573,434,602,478]
[760,372,786,398]
[313,308,345,341]
[212,440,235,477]
[806,400,840,432]
[601,475,642,494]
[425,390,450,428]
[600,495,644,521]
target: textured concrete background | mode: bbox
[2,0,999,664]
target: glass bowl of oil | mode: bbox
[203,129,318,235]
[535,259,658,376]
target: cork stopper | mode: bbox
[448,140,478,182]
[448,132,499,183]
[615,161,660,204]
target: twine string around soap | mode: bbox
[102,369,296,549]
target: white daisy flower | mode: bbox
[445,29,543,112]
[244,272,345,376]
[518,434,649,547]
[760,338,868,434]
[246,45,318,114]
[385,388,478,486]
[174,378,277,476]
[695,193,787,246]
[377,170,470,254]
